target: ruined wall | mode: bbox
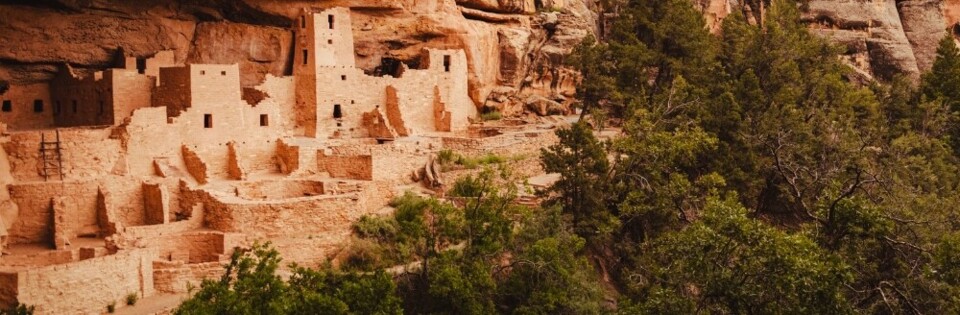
[3,175,179,246]
[233,179,326,200]
[442,128,558,156]
[0,273,16,309]
[328,138,443,182]
[153,64,291,181]
[50,70,113,127]
[122,107,184,178]
[310,49,477,139]
[294,8,477,140]
[153,260,224,294]
[109,69,155,124]
[316,152,373,180]
[3,127,122,182]
[6,248,157,314]
[7,182,100,245]
[154,67,192,118]
[0,84,53,131]
[143,182,170,225]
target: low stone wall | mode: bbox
[153,260,224,294]
[0,249,74,268]
[317,152,372,180]
[7,181,99,245]
[234,179,326,200]
[0,247,158,314]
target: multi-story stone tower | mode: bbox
[293,7,477,139]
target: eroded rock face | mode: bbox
[693,1,959,82]
[187,22,293,87]
[457,0,537,14]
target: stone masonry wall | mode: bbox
[0,83,53,131]
[316,152,372,180]
[4,127,123,182]
[7,181,100,245]
[8,247,158,314]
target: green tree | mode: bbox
[921,34,960,111]
[176,243,289,315]
[623,197,854,314]
[175,243,403,315]
[541,122,616,241]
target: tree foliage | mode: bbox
[554,0,960,312]
[174,243,403,315]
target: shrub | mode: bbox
[352,215,398,242]
[0,304,35,315]
[437,149,458,165]
[480,111,502,121]
[106,302,116,313]
[126,293,139,306]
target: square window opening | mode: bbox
[260,114,269,126]
[328,39,333,45]
[33,100,44,113]
[1,100,11,112]
[303,50,308,65]
[204,114,213,128]
[443,55,451,72]
[341,75,346,81]
[300,16,306,28]
[221,71,226,76]
[328,15,334,29]
[200,70,206,75]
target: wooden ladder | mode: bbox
[40,130,64,181]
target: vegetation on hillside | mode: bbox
[177,0,960,313]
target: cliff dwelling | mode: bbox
[0,7,566,314]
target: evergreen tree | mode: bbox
[921,34,960,111]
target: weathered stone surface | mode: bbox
[898,0,949,72]
[456,0,537,14]
[0,4,196,83]
[803,0,921,80]
[187,22,293,87]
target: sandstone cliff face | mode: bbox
[697,0,960,82]
[3,0,958,117]
[0,0,596,115]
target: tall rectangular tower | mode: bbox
[293,7,356,137]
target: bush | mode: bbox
[126,293,139,306]
[436,151,507,170]
[0,304,34,315]
[106,302,116,313]
[437,149,457,165]
[352,215,398,242]
[480,111,502,121]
